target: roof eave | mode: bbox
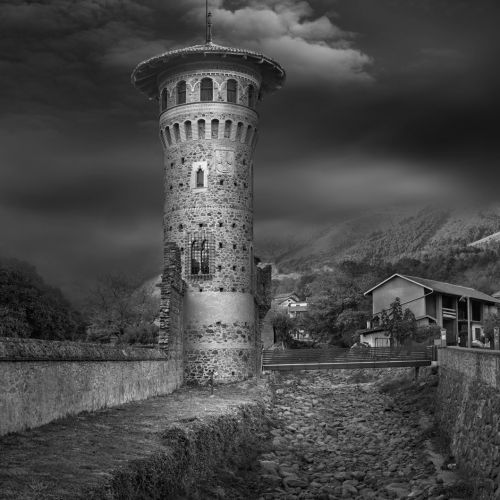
[131,49,285,100]
[364,273,432,296]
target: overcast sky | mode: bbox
[0,0,499,300]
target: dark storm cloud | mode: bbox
[0,0,498,296]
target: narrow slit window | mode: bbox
[247,84,255,108]
[200,78,213,101]
[173,123,180,142]
[185,120,192,140]
[196,167,204,188]
[235,122,243,142]
[224,120,232,139]
[211,119,219,139]
[177,80,186,105]
[252,129,258,148]
[245,125,253,144]
[227,79,237,103]
[198,119,205,139]
[165,127,172,146]
[161,89,168,111]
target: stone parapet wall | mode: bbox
[0,337,167,361]
[436,347,500,498]
[0,338,182,436]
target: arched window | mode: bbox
[227,79,237,103]
[235,122,243,142]
[201,240,209,274]
[173,123,180,142]
[161,88,168,111]
[247,84,256,108]
[200,78,213,101]
[191,240,200,275]
[224,120,232,139]
[185,120,192,140]
[165,127,172,146]
[211,119,219,139]
[198,119,205,139]
[196,167,204,188]
[177,80,186,105]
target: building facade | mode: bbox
[362,274,500,347]
[261,292,310,346]
[132,35,284,382]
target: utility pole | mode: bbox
[467,296,472,348]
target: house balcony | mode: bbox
[442,307,457,319]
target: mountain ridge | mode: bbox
[255,205,500,273]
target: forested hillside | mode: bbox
[259,205,500,346]
[257,205,500,273]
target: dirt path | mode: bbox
[0,381,266,499]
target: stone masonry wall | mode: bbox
[158,61,263,384]
[158,242,184,382]
[436,347,500,498]
[0,338,183,436]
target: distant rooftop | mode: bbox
[365,273,500,305]
[273,292,300,302]
[132,41,285,100]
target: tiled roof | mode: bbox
[365,273,500,305]
[403,275,500,304]
[131,42,285,99]
[274,292,299,302]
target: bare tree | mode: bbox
[84,273,159,344]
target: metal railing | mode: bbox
[262,345,434,371]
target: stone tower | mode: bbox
[132,17,284,383]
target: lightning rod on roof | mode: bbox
[206,0,213,43]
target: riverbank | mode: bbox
[0,380,269,499]
[0,369,474,499]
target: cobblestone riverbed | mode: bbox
[251,370,470,500]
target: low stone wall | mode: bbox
[0,338,183,436]
[436,347,500,499]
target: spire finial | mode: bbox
[206,1,213,44]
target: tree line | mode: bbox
[271,245,500,347]
[0,257,159,344]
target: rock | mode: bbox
[358,488,377,499]
[352,470,366,480]
[342,483,359,496]
[259,460,279,475]
[333,471,349,481]
[260,474,282,488]
[385,482,411,498]
[283,476,309,489]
